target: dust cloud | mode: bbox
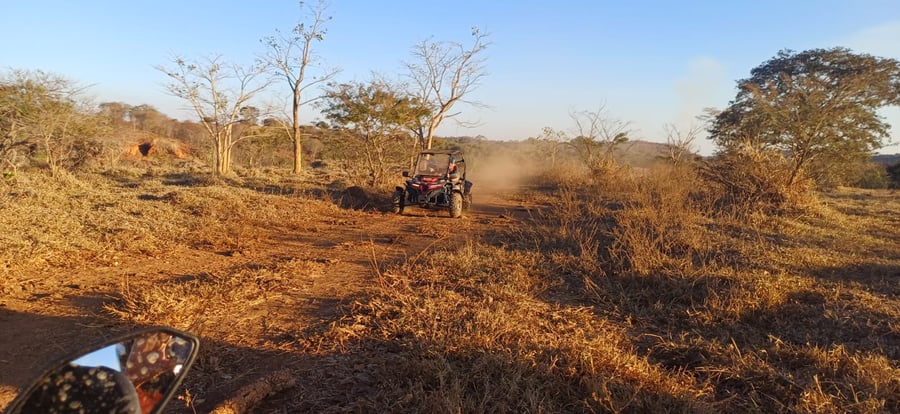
[464,145,544,197]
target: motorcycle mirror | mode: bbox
[402,171,409,177]
[5,327,199,414]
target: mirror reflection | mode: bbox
[19,330,196,414]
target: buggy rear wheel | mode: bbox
[462,193,472,211]
[449,192,463,218]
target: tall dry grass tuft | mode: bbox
[605,166,711,277]
[529,162,592,189]
[314,242,712,412]
[776,343,900,413]
[512,165,719,300]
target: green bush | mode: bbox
[852,163,891,189]
[888,161,900,188]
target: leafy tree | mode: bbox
[239,106,261,126]
[406,28,490,150]
[262,0,340,174]
[157,55,270,175]
[851,162,891,189]
[0,83,27,171]
[128,104,176,137]
[321,81,425,186]
[97,101,132,128]
[709,48,900,187]
[235,124,289,168]
[531,127,566,169]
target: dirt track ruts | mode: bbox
[0,190,529,409]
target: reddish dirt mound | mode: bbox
[126,138,191,158]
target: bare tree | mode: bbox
[262,0,340,174]
[406,27,490,150]
[663,122,701,166]
[532,126,566,169]
[157,55,270,175]
[567,106,630,173]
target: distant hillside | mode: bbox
[440,136,676,168]
[872,154,900,166]
[614,140,672,168]
[431,134,900,172]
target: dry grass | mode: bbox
[700,146,817,216]
[0,168,347,276]
[494,164,899,413]
[307,243,711,412]
[2,163,898,413]
[0,170,188,273]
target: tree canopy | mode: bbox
[406,28,490,150]
[321,81,427,186]
[708,47,900,186]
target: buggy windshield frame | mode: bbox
[413,153,453,177]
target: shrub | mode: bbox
[606,166,710,277]
[699,145,814,216]
[852,163,891,189]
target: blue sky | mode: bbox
[3,1,899,154]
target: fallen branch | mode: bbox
[210,369,297,414]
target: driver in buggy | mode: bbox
[447,157,461,183]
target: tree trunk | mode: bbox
[292,96,302,174]
[364,138,377,187]
[215,142,228,175]
[224,148,232,174]
[786,144,812,188]
[787,156,807,188]
[425,115,442,150]
[214,130,233,175]
[292,136,302,174]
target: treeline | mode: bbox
[4,38,900,195]
[1,0,492,184]
[0,67,490,188]
[1,65,899,193]
[0,71,287,174]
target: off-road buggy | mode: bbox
[392,149,473,218]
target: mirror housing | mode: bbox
[402,171,409,177]
[6,327,199,414]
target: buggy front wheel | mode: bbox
[392,190,405,214]
[449,192,463,218]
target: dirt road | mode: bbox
[0,189,530,409]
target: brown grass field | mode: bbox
[0,162,897,413]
